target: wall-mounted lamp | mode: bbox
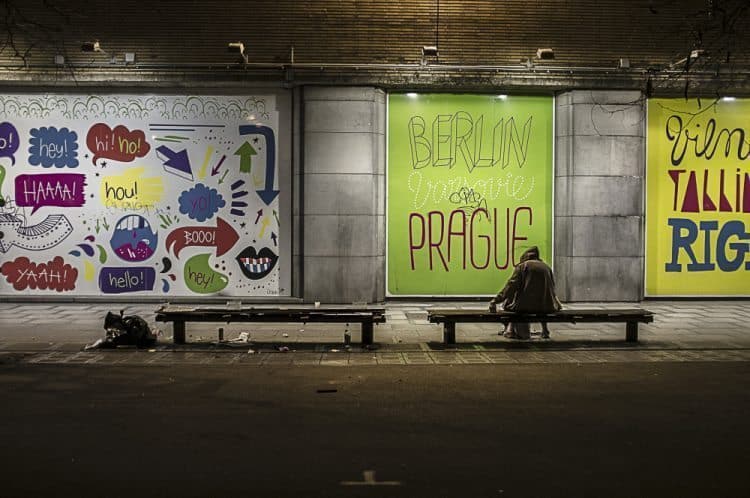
[124,52,136,64]
[228,41,248,64]
[618,58,630,69]
[54,54,65,65]
[535,48,554,60]
[669,49,708,69]
[421,45,439,65]
[81,40,101,52]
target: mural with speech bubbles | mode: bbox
[0,94,287,297]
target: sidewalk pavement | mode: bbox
[0,300,748,365]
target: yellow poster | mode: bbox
[647,98,750,296]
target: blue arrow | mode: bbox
[239,125,279,205]
[156,145,192,180]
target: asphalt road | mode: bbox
[1,361,748,498]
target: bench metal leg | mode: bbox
[361,320,374,345]
[173,321,186,344]
[443,322,456,345]
[626,321,638,342]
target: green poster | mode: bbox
[387,94,553,295]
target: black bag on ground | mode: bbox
[101,310,157,348]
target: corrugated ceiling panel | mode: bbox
[0,0,746,70]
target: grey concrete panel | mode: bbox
[555,135,573,177]
[291,253,302,297]
[373,91,386,135]
[375,173,385,216]
[554,215,573,258]
[374,132,385,176]
[570,90,644,105]
[304,132,380,174]
[555,176,643,217]
[304,86,385,103]
[303,214,384,257]
[303,255,385,303]
[555,101,573,137]
[305,100,380,133]
[304,173,381,215]
[556,216,643,257]
[551,253,571,301]
[561,135,644,177]
[556,256,643,301]
[293,172,302,217]
[556,92,573,106]
[572,103,644,137]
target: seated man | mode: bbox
[489,246,562,339]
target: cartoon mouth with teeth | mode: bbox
[110,214,158,262]
[236,246,278,280]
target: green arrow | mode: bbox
[0,165,5,198]
[234,141,257,174]
[218,169,229,184]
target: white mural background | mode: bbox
[0,94,285,297]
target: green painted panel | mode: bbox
[387,94,553,295]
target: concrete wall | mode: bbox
[299,87,386,303]
[555,90,645,301]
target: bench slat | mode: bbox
[428,308,654,344]
[155,306,386,345]
[428,308,653,324]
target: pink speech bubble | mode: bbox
[14,173,87,214]
[1,256,78,292]
[86,123,151,165]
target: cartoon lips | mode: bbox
[236,246,278,280]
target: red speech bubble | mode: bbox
[165,217,239,258]
[86,123,151,165]
[1,256,78,292]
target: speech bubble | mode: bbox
[100,167,164,209]
[28,127,79,168]
[99,267,156,294]
[14,173,87,214]
[178,183,226,222]
[1,256,78,292]
[184,253,228,294]
[0,122,19,165]
[165,217,239,258]
[86,123,151,165]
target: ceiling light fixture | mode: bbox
[81,40,101,52]
[228,41,248,64]
[536,48,555,60]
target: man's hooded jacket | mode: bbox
[494,246,562,313]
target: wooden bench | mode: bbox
[155,305,386,345]
[428,309,654,344]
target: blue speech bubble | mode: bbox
[28,126,79,168]
[178,183,226,222]
[0,122,20,165]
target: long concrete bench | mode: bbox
[428,308,654,344]
[155,305,386,345]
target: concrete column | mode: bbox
[555,90,645,301]
[299,87,385,303]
